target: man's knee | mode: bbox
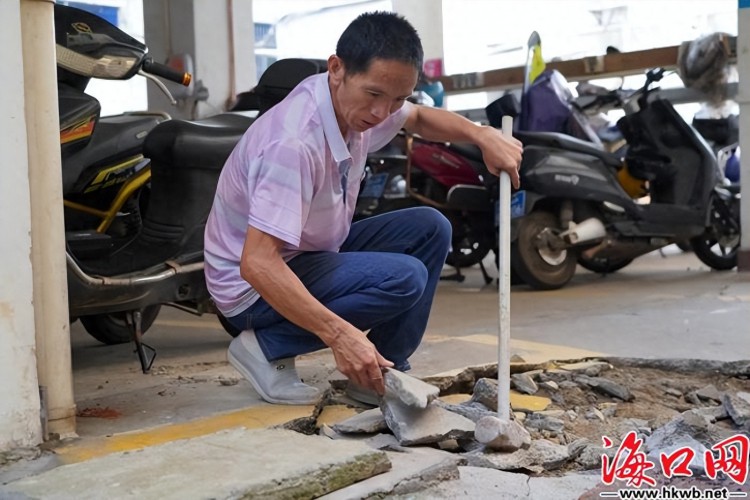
[386,256,428,305]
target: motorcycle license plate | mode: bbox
[359,173,389,198]
[510,190,526,218]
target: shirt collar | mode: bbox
[315,73,351,164]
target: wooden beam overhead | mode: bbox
[438,35,737,94]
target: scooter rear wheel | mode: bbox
[80,305,161,345]
[690,195,739,271]
[511,210,577,290]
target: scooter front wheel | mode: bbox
[511,210,577,290]
[690,194,739,271]
[80,305,161,345]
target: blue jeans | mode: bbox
[226,207,451,371]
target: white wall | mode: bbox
[0,0,42,450]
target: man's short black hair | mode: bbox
[336,11,424,76]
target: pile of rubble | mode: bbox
[319,358,750,477]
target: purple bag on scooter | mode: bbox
[520,69,600,144]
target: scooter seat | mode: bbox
[515,131,623,168]
[145,113,254,170]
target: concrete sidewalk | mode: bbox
[1,248,748,499]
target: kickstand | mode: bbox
[440,265,465,282]
[478,260,493,285]
[128,310,156,374]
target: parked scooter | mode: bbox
[61,7,322,371]
[56,3,191,344]
[356,128,498,283]
[509,67,740,290]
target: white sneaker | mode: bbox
[227,330,321,405]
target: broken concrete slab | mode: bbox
[464,438,571,473]
[381,398,475,446]
[332,407,388,434]
[384,368,440,409]
[0,428,390,500]
[319,446,461,499]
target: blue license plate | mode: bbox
[510,190,526,218]
[359,173,389,198]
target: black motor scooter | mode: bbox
[509,68,740,290]
[62,7,321,372]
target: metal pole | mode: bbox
[497,116,513,420]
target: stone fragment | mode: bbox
[695,384,723,402]
[525,413,565,433]
[380,397,474,446]
[435,400,497,423]
[585,408,606,422]
[558,360,612,376]
[664,387,683,397]
[686,405,728,422]
[722,393,750,428]
[576,445,615,470]
[475,417,531,452]
[383,368,440,409]
[598,403,618,418]
[470,378,499,410]
[575,375,633,401]
[511,372,539,395]
[646,432,709,474]
[332,408,389,434]
[539,380,559,391]
[567,438,589,459]
[362,433,405,452]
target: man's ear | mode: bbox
[328,55,345,84]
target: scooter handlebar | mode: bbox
[142,57,192,87]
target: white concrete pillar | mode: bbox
[0,0,43,451]
[391,0,444,65]
[737,1,750,271]
[144,0,255,119]
[21,0,77,438]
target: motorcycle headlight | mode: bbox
[56,44,136,79]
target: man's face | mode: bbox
[328,55,418,135]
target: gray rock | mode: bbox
[475,417,531,452]
[664,387,683,398]
[722,393,750,428]
[333,407,389,434]
[465,439,571,472]
[525,413,566,433]
[695,384,723,402]
[646,434,708,475]
[567,438,589,459]
[471,377,499,411]
[686,405,728,422]
[599,403,618,418]
[576,445,615,470]
[575,375,634,401]
[511,373,539,395]
[435,400,497,423]
[585,408,606,422]
[539,380,559,391]
[384,368,440,409]
[558,360,612,377]
[381,398,475,446]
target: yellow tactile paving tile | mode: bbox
[427,334,605,364]
[54,404,315,465]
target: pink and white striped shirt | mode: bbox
[204,72,413,316]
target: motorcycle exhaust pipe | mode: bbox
[560,218,606,245]
[66,253,204,287]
